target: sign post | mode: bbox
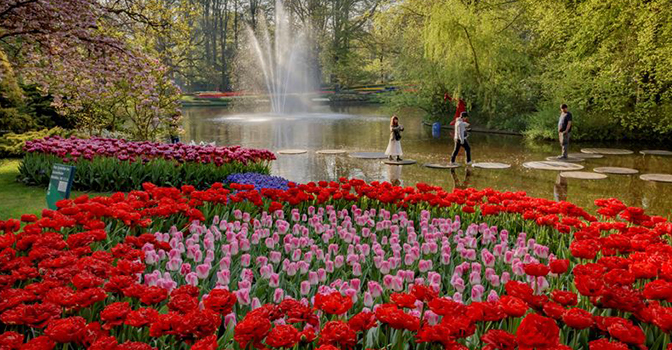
[46,164,76,210]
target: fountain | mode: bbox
[247,0,315,113]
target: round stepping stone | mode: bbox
[569,153,603,159]
[278,149,308,155]
[545,156,584,163]
[472,162,511,169]
[349,152,387,159]
[316,149,347,155]
[523,161,584,171]
[640,174,672,183]
[581,148,633,155]
[640,150,672,156]
[425,163,461,169]
[593,167,639,175]
[560,171,607,180]
[383,159,417,166]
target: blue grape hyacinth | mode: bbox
[225,173,291,191]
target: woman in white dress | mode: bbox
[385,115,404,161]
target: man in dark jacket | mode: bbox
[557,104,572,159]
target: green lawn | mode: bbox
[0,159,107,220]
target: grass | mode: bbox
[0,159,107,220]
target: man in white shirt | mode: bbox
[450,112,472,165]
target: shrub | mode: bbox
[0,128,72,158]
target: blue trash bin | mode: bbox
[432,122,441,138]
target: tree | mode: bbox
[0,0,181,140]
[0,48,33,133]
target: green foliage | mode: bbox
[20,84,76,129]
[0,48,34,134]
[0,128,72,158]
[528,0,672,140]
[378,0,672,141]
[18,153,271,192]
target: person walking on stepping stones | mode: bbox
[450,112,472,165]
[385,115,404,161]
[557,104,573,159]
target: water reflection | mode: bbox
[553,174,568,202]
[451,168,472,191]
[182,105,672,215]
[387,165,402,187]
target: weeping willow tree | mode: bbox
[380,0,538,128]
[527,0,672,140]
[381,0,672,140]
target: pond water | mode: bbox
[183,104,672,216]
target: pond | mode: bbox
[183,104,672,216]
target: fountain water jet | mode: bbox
[247,1,315,114]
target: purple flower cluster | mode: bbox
[24,136,276,166]
[225,173,291,190]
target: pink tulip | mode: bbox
[487,290,499,302]
[368,281,383,297]
[481,249,495,267]
[501,272,511,284]
[217,270,230,285]
[180,263,191,276]
[419,259,432,272]
[300,281,311,295]
[317,268,327,282]
[471,284,484,302]
[196,264,210,279]
[270,251,282,264]
[469,271,481,285]
[453,292,463,303]
[451,276,465,293]
[269,273,280,287]
[236,289,250,305]
[352,263,362,276]
[383,274,394,290]
[380,261,391,274]
[344,288,358,303]
[504,250,514,264]
[363,292,374,307]
[424,310,439,325]
[185,272,198,286]
[224,313,236,327]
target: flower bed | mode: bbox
[18,137,276,191]
[0,179,671,349]
[225,173,291,191]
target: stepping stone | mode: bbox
[545,156,584,163]
[569,153,603,159]
[593,167,639,175]
[472,162,511,169]
[523,161,584,171]
[278,149,308,155]
[316,149,347,155]
[640,174,672,183]
[349,152,387,159]
[425,163,461,169]
[581,148,633,155]
[383,159,417,165]
[560,171,607,180]
[640,150,672,156]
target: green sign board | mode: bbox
[46,164,76,210]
